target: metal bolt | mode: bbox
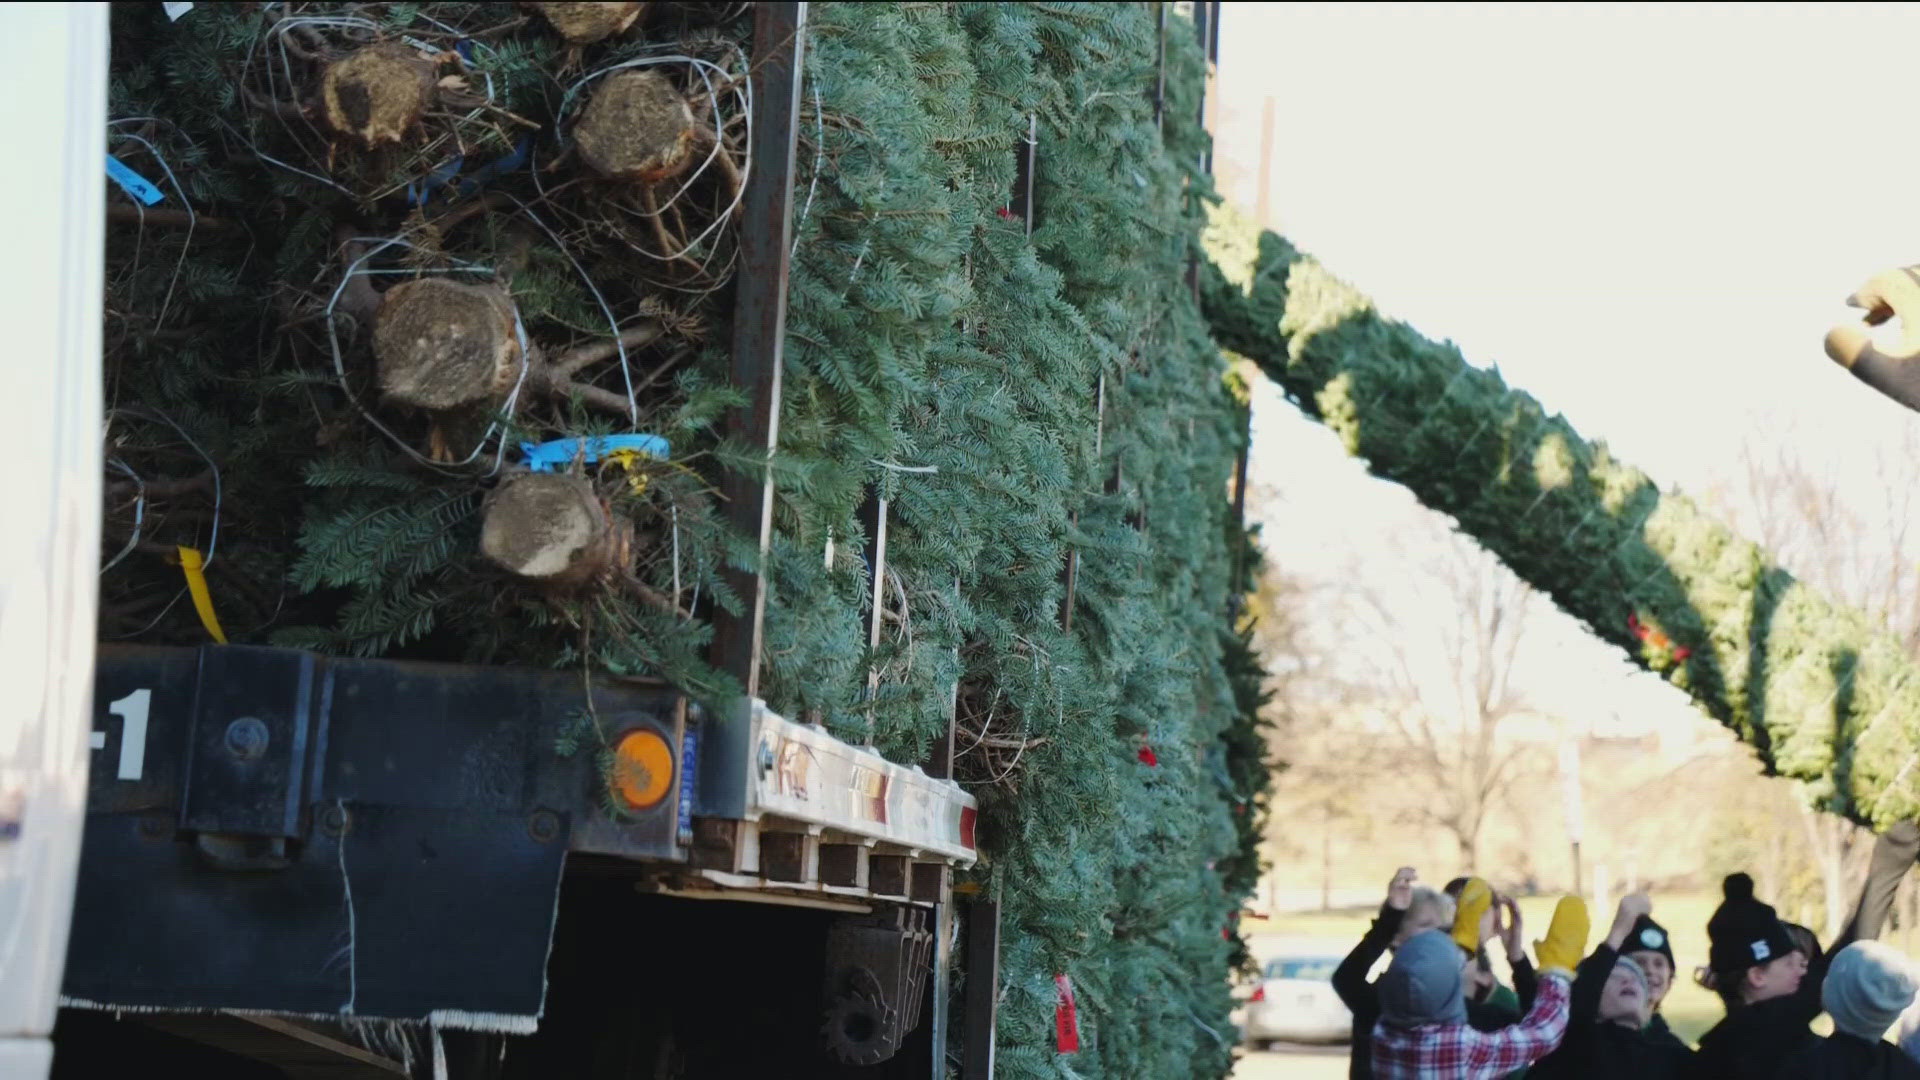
[528,808,561,844]
[319,804,349,838]
[225,717,270,761]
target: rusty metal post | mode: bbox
[696,0,807,821]
[1012,114,1038,234]
[1154,2,1167,125]
[859,486,888,745]
[1185,1,1219,304]
[1227,404,1253,619]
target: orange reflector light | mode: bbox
[611,728,673,810]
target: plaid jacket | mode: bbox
[1370,971,1571,1080]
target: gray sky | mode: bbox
[1217,3,1920,488]
[1212,3,1920,745]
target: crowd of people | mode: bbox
[1328,824,1920,1078]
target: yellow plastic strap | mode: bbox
[604,449,650,495]
[177,545,228,644]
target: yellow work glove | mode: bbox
[1533,895,1591,977]
[1450,877,1493,955]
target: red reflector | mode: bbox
[959,805,977,850]
[1250,985,1266,1003]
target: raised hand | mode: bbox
[1451,877,1494,954]
[1496,895,1525,960]
[1615,892,1652,924]
[1387,867,1417,911]
[1606,892,1652,949]
[1534,895,1592,977]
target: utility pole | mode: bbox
[1560,735,1584,896]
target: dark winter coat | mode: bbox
[1333,903,1538,1080]
[1694,987,1823,1079]
[1646,1013,1691,1056]
[1774,1032,1920,1080]
[1693,823,1920,1080]
[1525,943,1692,1080]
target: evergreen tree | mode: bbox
[102,4,1269,1076]
[1203,198,1920,834]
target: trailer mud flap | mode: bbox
[61,804,566,1032]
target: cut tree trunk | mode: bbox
[322,43,438,147]
[373,278,522,413]
[573,69,698,183]
[480,472,632,589]
[528,2,646,45]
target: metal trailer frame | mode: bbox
[0,6,109,1079]
[57,2,978,1073]
[33,2,1228,1075]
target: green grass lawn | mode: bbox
[1249,891,1728,1044]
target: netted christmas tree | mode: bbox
[1202,198,1920,833]
[103,3,1268,1076]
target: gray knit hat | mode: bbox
[1613,955,1649,998]
[1824,940,1917,1041]
[1379,929,1468,1029]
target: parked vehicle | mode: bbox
[1242,956,1351,1047]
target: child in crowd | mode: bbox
[1617,908,1689,1056]
[1778,940,1920,1079]
[1523,892,1692,1079]
[1334,867,1458,1079]
[1335,870,1538,1079]
[1369,879,1587,1079]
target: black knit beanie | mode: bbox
[1707,873,1799,977]
[1624,913,1675,969]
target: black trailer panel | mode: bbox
[65,645,690,1028]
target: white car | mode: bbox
[1242,956,1352,1047]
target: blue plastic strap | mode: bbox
[519,434,671,472]
[456,135,532,198]
[407,154,467,207]
[106,155,165,206]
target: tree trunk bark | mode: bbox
[322,43,437,148]
[1320,801,1332,913]
[480,472,630,590]
[527,2,645,45]
[373,278,523,413]
[573,69,698,183]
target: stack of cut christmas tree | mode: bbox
[102,4,1268,1077]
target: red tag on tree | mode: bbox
[1055,974,1080,1053]
[1137,744,1158,767]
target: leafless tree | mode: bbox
[1731,422,1920,654]
[1248,563,1386,910]
[1329,535,1538,872]
[1714,423,1920,937]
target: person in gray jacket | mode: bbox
[1776,940,1920,1080]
